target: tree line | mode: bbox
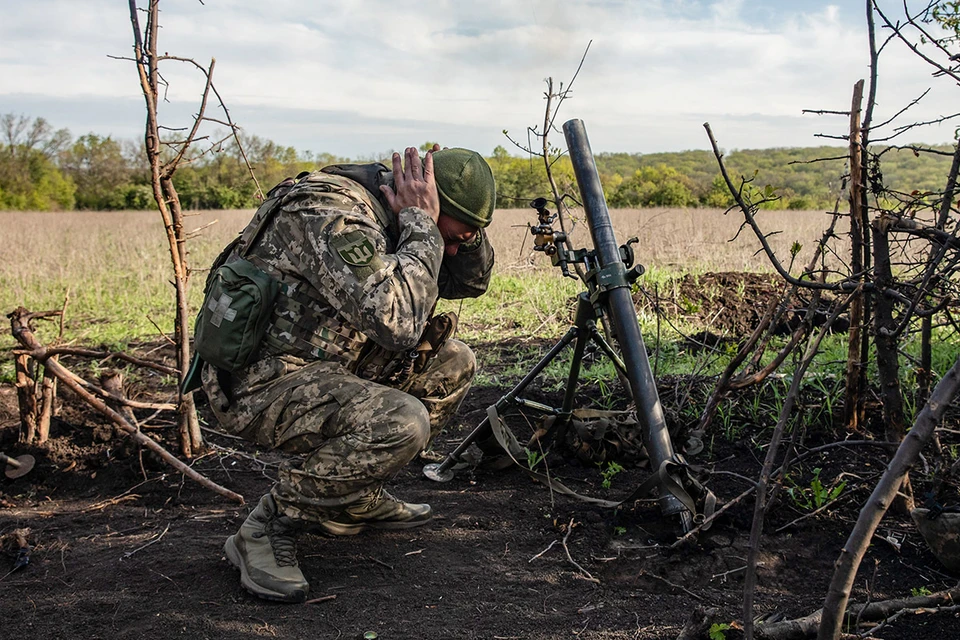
[1,112,954,212]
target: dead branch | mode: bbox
[704,122,854,294]
[304,595,338,605]
[9,307,243,504]
[873,2,960,85]
[846,79,867,432]
[20,346,178,376]
[818,354,960,639]
[560,518,599,584]
[743,290,858,640]
[774,488,860,534]
[71,369,176,412]
[120,523,170,559]
[755,586,960,640]
[14,354,37,443]
[671,440,896,549]
[529,539,559,562]
[527,518,599,583]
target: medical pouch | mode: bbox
[193,257,281,372]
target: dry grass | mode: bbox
[488,206,850,274]
[1,206,848,350]
[1,209,250,347]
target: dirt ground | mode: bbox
[1,273,958,640]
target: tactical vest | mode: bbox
[249,172,395,368]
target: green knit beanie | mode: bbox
[432,148,496,228]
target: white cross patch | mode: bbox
[207,292,238,327]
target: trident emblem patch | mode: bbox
[335,233,376,266]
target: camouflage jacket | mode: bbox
[244,164,494,367]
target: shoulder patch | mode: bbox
[332,230,377,266]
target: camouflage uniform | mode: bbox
[202,164,494,523]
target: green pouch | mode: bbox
[193,257,281,373]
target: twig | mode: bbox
[712,565,747,582]
[60,367,176,411]
[774,490,857,533]
[561,518,599,584]
[365,556,395,570]
[83,494,141,513]
[755,586,960,640]
[642,570,703,600]
[121,523,170,559]
[146,315,177,347]
[200,426,250,442]
[671,440,896,549]
[305,595,338,605]
[24,346,179,376]
[529,539,559,562]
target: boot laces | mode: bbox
[253,515,299,567]
[357,487,400,512]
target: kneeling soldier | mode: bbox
[197,146,496,602]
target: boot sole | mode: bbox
[223,535,308,603]
[315,517,432,537]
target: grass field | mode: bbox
[0,206,846,349]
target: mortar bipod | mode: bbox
[421,292,700,533]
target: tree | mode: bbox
[0,114,75,210]
[608,164,697,207]
[59,134,132,209]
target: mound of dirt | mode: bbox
[634,271,847,340]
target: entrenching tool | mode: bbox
[424,119,712,533]
[1,452,35,479]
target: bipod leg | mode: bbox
[423,325,581,482]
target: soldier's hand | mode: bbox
[380,147,441,223]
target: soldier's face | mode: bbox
[436,214,478,257]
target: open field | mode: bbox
[3,206,959,640]
[0,206,846,350]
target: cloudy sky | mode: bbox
[2,0,958,159]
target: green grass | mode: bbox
[3,207,959,422]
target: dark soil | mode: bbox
[2,273,958,640]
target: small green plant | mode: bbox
[786,467,847,510]
[717,403,743,441]
[600,461,625,489]
[525,447,546,470]
[613,526,627,535]
[911,586,933,597]
[708,622,732,640]
[805,374,841,427]
[678,295,700,314]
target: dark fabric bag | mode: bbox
[182,177,300,393]
[192,257,281,372]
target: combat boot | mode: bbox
[224,494,309,603]
[317,487,432,536]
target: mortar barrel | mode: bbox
[562,118,685,517]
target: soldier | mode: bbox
[202,145,496,603]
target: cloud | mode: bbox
[1,0,957,157]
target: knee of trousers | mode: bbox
[433,339,477,386]
[382,389,431,455]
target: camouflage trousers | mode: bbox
[202,339,476,522]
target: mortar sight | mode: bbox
[530,197,555,225]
